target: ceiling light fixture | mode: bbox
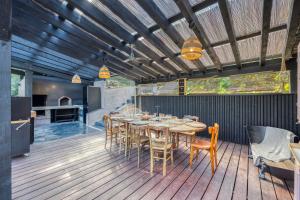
[181,36,203,60]
[99,54,111,79]
[71,74,81,84]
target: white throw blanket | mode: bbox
[251,127,293,165]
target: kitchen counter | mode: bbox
[33,105,82,125]
[32,105,82,111]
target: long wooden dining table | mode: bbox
[110,115,207,148]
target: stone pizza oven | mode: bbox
[58,96,72,106]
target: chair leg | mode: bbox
[105,133,107,149]
[110,134,113,152]
[150,149,154,176]
[189,146,194,168]
[171,149,174,166]
[196,149,199,161]
[128,140,132,160]
[163,150,167,176]
[210,149,214,175]
[119,139,122,154]
[137,139,140,168]
[214,148,217,169]
[125,135,128,157]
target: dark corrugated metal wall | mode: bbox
[139,94,299,144]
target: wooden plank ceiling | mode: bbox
[11,0,300,83]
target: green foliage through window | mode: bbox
[137,81,178,95]
[11,73,22,96]
[105,76,135,88]
[137,71,291,96]
[187,71,290,95]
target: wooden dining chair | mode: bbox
[128,124,149,167]
[182,115,199,147]
[118,121,130,156]
[103,114,119,151]
[189,123,219,175]
[148,126,174,176]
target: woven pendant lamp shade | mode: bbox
[181,36,203,60]
[99,65,111,79]
[71,74,81,84]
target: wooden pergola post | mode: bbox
[0,0,12,199]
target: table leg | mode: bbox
[185,135,188,147]
[191,134,195,143]
[125,123,129,157]
[176,133,179,150]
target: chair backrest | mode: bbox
[209,123,219,148]
[159,113,165,117]
[129,124,147,141]
[103,114,112,133]
[184,115,199,122]
[147,126,170,149]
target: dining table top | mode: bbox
[110,114,207,133]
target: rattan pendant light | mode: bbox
[99,54,111,79]
[181,36,203,60]
[99,65,111,79]
[71,74,81,84]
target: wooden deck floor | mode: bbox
[12,131,294,200]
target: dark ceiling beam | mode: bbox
[136,0,206,71]
[13,9,157,79]
[283,0,300,59]
[12,23,143,80]
[173,24,288,57]
[32,0,175,77]
[11,48,89,78]
[133,41,179,74]
[260,0,273,66]
[12,36,90,69]
[13,20,90,61]
[12,57,93,84]
[218,0,241,68]
[106,62,139,81]
[13,38,139,81]
[12,19,98,73]
[12,51,93,79]
[167,0,218,26]
[14,9,138,76]
[11,45,95,78]
[210,24,287,47]
[70,0,191,73]
[65,1,135,44]
[138,58,285,84]
[13,24,96,71]
[12,40,89,71]
[15,0,156,79]
[106,55,149,79]
[175,0,222,70]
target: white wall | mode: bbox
[86,81,136,126]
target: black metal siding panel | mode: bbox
[140,94,299,144]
